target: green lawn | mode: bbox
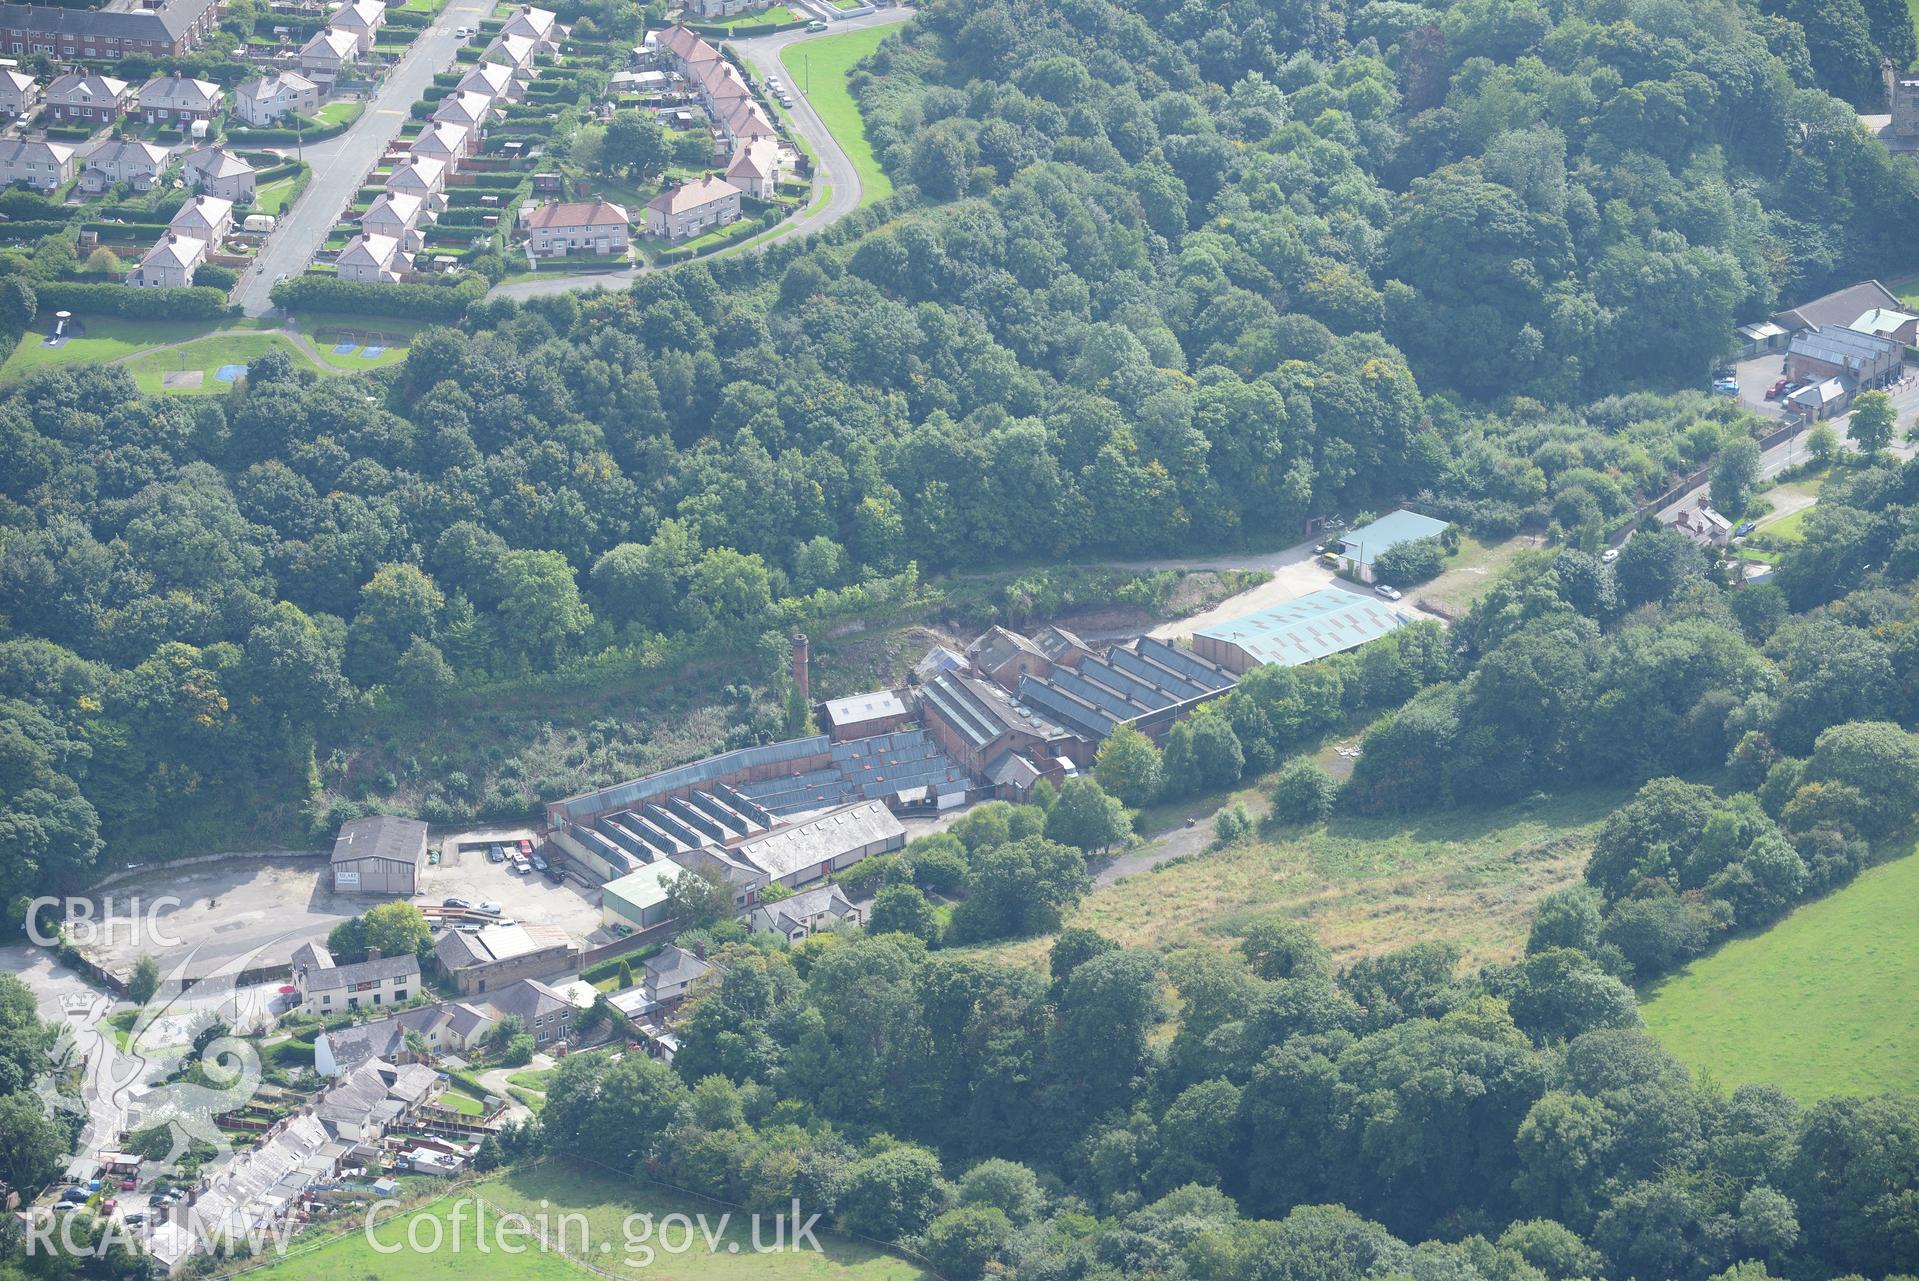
[1642,846,1919,1101]
[780,25,894,206]
[121,333,317,395]
[314,99,365,128]
[256,176,303,216]
[258,1161,931,1279]
[295,311,421,371]
[435,1085,488,1116]
[0,317,227,381]
[702,3,798,26]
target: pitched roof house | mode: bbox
[386,155,446,198]
[336,232,411,283]
[642,945,713,1004]
[362,190,427,249]
[169,192,233,243]
[1772,281,1902,334]
[643,175,741,241]
[524,197,629,257]
[327,0,386,52]
[300,26,361,76]
[483,31,536,69]
[43,71,130,122]
[455,60,520,102]
[0,0,223,59]
[499,4,561,53]
[0,137,74,190]
[136,72,220,123]
[748,884,860,941]
[431,89,493,128]
[0,69,38,118]
[127,233,206,288]
[182,144,256,200]
[80,136,168,188]
[233,70,319,126]
[408,120,472,168]
[725,137,782,198]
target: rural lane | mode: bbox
[237,0,497,317]
[488,6,913,302]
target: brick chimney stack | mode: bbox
[791,632,810,704]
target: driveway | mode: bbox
[487,6,914,302]
[236,0,497,316]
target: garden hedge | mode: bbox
[35,281,232,319]
[271,273,486,320]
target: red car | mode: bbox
[518,838,533,855]
[1765,378,1789,400]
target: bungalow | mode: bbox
[498,4,561,54]
[725,136,781,198]
[336,231,411,282]
[181,144,256,201]
[78,136,168,190]
[0,69,37,119]
[299,26,361,78]
[327,0,386,53]
[431,89,493,129]
[408,120,472,169]
[455,60,520,103]
[135,72,220,125]
[170,192,233,242]
[42,72,131,124]
[524,197,629,257]
[0,137,76,189]
[643,174,741,241]
[1666,504,1733,548]
[642,945,713,1005]
[233,70,319,126]
[126,232,206,287]
[482,31,536,70]
[386,154,446,198]
[747,884,860,942]
[361,190,427,249]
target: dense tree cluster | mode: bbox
[526,918,1919,1281]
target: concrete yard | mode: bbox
[419,832,602,937]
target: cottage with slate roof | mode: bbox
[296,947,420,1016]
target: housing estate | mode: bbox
[168,192,233,242]
[42,71,130,123]
[126,232,205,287]
[315,999,496,1074]
[299,26,362,79]
[336,231,411,281]
[182,144,256,201]
[0,0,222,60]
[524,197,629,257]
[0,67,36,117]
[135,72,220,124]
[327,0,387,53]
[644,174,741,240]
[233,70,318,126]
[78,136,168,191]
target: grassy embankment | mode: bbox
[1642,844,1919,1100]
[256,1160,931,1280]
[780,25,894,207]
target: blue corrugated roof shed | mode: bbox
[1194,588,1408,667]
[1337,510,1450,566]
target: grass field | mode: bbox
[1642,846,1919,1101]
[781,25,894,206]
[258,1161,931,1280]
[1420,534,1543,617]
[956,787,1624,971]
[121,332,312,395]
[0,316,233,380]
[1,312,415,390]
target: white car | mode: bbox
[1601,547,1620,563]
[1373,583,1402,601]
[476,901,502,916]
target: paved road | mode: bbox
[489,6,913,302]
[1659,373,1919,524]
[0,945,144,1172]
[236,0,496,316]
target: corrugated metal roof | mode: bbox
[1337,510,1450,566]
[1195,588,1409,667]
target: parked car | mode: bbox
[60,1188,87,1203]
[1601,547,1620,563]
[1765,378,1790,400]
[1735,520,1757,537]
[123,1212,146,1227]
[531,854,548,872]
[456,922,483,933]
[545,864,565,883]
[807,19,828,31]
[517,838,533,855]
[119,1179,136,1191]
[442,897,470,910]
[486,846,504,864]
[476,902,502,916]
[1373,584,1402,601]
[513,856,531,874]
